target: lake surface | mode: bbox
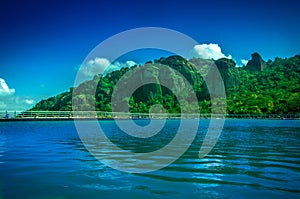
[0,119,299,199]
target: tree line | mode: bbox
[30,53,300,114]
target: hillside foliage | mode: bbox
[31,54,300,114]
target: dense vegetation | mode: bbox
[30,53,300,114]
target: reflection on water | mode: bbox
[0,133,6,164]
[0,119,299,199]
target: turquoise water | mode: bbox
[0,119,299,199]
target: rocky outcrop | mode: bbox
[245,52,266,72]
[205,58,239,96]
[120,62,189,103]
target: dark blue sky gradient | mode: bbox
[0,0,299,110]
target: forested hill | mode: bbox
[30,53,300,114]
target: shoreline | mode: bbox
[1,111,299,121]
[0,116,299,122]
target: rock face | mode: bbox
[215,58,236,81]
[206,58,239,96]
[245,52,266,72]
[128,56,240,102]
[121,61,190,103]
[216,58,239,90]
[159,55,200,85]
[111,56,206,104]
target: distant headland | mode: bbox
[2,53,300,119]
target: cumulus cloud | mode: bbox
[16,97,35,108]
[0,78,15,97]
[241,59,248,66]
[190,43,232,60]
[79,57,110,77]
[0,101,7,110]
[0,78,36,111]
[78,57,137,77]
[24,99,35,105]
[105,60,137,74]
[0,96,36,112]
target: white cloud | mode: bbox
[79,57,111,77]
[190,43,232,60]
[0,78,15,97]
[105,60,137,74]
[0,101,7,110]
[125,61,136,66]
[241,59,248,66]
[78,57,137,78]
[0,78,36,111]
[0,96,36,112]
[24,99,35,105]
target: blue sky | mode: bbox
[0,0,299,111]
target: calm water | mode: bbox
[0,119,299,199]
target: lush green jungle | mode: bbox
[30,53,300,114]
